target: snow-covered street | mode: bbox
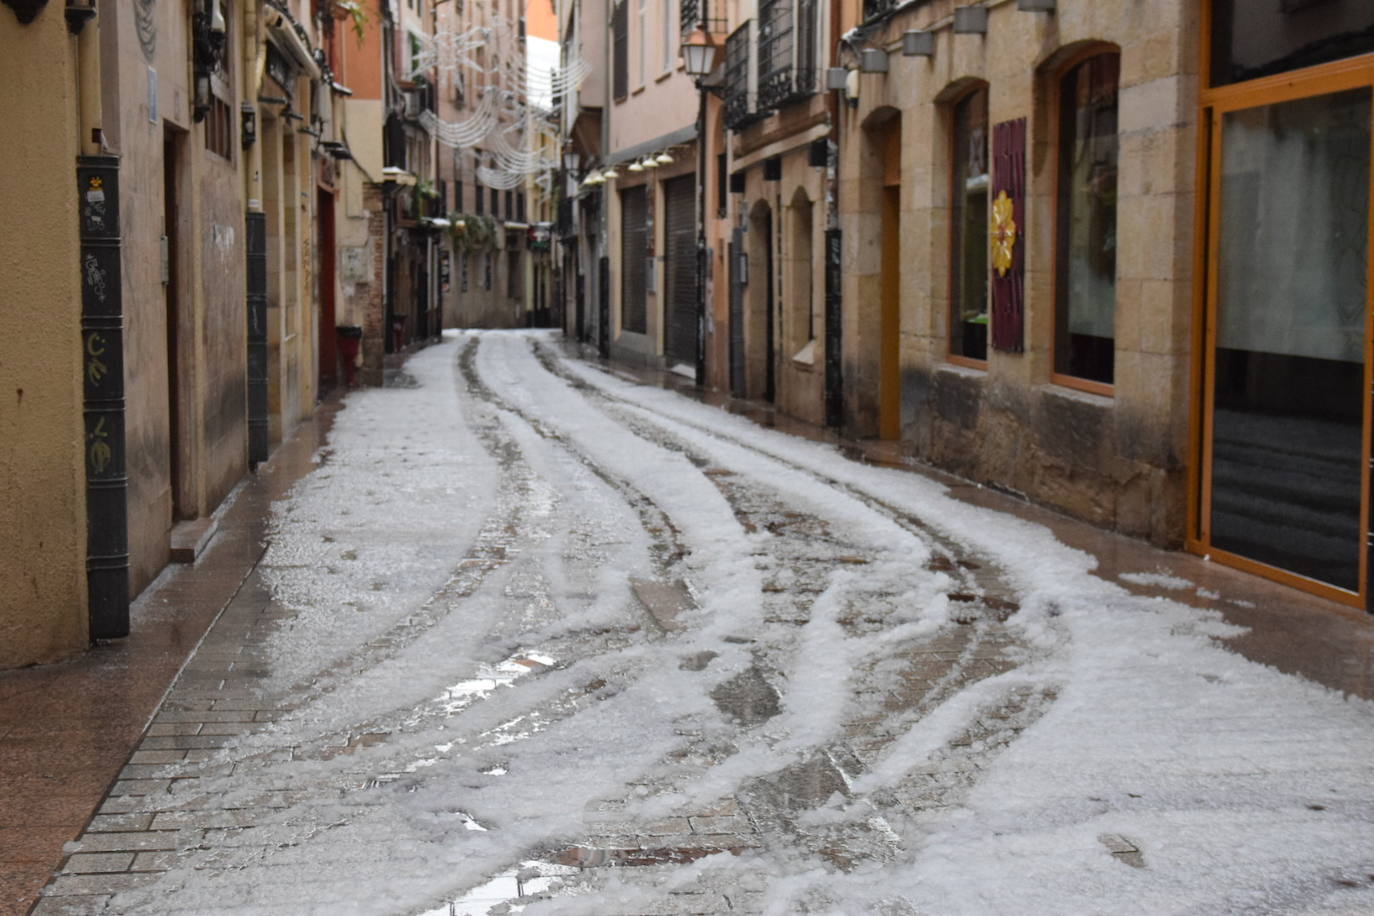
[51,331,1374,914]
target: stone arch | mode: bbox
[746,198,776,402]
[785,185,815,357]
[853,105,903,439]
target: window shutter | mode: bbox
[613,3,629,102]
[990,117,1026,353]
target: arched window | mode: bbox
[1054,50,1119,389]
[949,85,989,363]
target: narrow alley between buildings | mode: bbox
[22,331,1374,915]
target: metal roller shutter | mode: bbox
[621,186,647,334]
[663,175,697,366]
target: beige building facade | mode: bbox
[1,0,346,670]
[0,5,90,668]
[578,0,1374,613]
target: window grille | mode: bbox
[758,0,817,111]
[724,22,762,130]
[863,0,899,22]
[612,2,629,101]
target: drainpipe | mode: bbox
[244,0,270,464]
[75,3,130,638]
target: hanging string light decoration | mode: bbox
[406,11,588,193]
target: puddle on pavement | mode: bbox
[397,653,556,730]
[352,654,555,787]
[418,860,579,916]
[551,844,748,868]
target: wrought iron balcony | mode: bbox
[724,22,763,130]
[863,0,901,22]
[680,0,727,38]
[757,0,818,111]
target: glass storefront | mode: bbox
[1199,3,1374,603]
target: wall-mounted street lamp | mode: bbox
[859,49,889,73]
[655,150,675,165]
[681,26,721,388]
[240,104,257,149]
[681,28,719,79]
[953,6,989,33]
[902,30,935,57]
[601,165,619,180]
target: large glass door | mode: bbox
[1200,77,1374,602]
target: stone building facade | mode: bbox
[833,0,1198,551]
[570,0,1374,612]
[0,0,371,669]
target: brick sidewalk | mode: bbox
[0,406,335,916]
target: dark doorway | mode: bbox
[663,174,697,366]
[729,228,746,397]
[163,128,187,522]
[317,188,338,390]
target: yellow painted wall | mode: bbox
[0,8,89,667]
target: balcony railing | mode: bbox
[680,0,727,38]
[724,21,762,130]
[757,0,817,111]
[863,0,901,21]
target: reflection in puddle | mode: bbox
[438,654,556,717]
[416,860,579,916]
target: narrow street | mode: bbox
[37,331,1374,915]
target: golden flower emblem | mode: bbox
[991,189,1017,277]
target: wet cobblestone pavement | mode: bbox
[22,331,1374,915]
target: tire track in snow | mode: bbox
[259,336,551,716]
[463,335,690,579]
[507,335,1063,885]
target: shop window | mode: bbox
[1210,1,1374,87]
[949,85,989,363]
[1054,51,1119,389]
